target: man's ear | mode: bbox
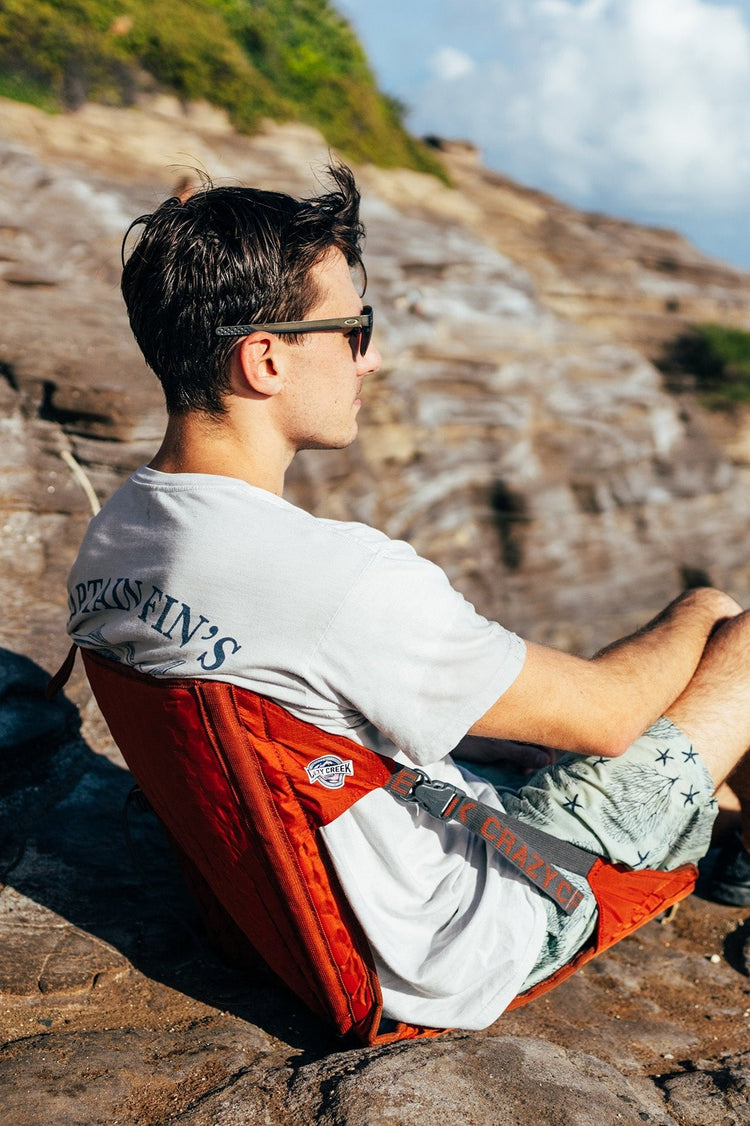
[232,332,284,398]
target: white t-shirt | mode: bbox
[67,467,547,1028]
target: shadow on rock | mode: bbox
[724,916,750,977]
[0,647,339,1058]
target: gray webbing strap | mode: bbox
[385,767,601,916]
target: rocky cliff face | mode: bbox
[5,97,750,667]
[3,96,750,1125]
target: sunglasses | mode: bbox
[215,305,374,356]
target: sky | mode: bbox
[337,0,750,271]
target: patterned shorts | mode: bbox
[494,717,718,990]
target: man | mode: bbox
[67,163,750,1031]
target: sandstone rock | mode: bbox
[172,1035,682,1126]
[0,1022,280,1126]
[659,1051,750,1124]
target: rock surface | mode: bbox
[2,96,750,1124]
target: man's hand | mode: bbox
[453,733,559,772]
[471,587,743,758]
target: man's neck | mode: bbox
[149,411,291,496]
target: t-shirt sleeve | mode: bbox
[308,538,526,764]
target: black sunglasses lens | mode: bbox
[360,307,373,355]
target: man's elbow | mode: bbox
[572,724,635,759]
[569,720,635,756]
[588,735,630,759]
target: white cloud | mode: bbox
[430,46,476,81]
[408,0,750,216]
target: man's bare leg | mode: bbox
[666,610,750,786]
[665,609,750,903]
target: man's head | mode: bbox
[121,163,366,416]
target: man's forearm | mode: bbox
[592,587,741,708]
[569,587,742,754]
[471,587,743,756]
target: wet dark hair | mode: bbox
[120,163,366,415]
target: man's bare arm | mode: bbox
[470,587,743,757]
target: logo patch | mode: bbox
[305,754,354,790]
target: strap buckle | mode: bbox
[386,768,466,820]
[412,776,466,820]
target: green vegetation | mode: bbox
[0,65,57,110]
[661,323,750,409]
[0,0,446,177]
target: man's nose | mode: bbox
[359,341,382,375]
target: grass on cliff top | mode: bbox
[0,0,447,180]
[661,323,750,409]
